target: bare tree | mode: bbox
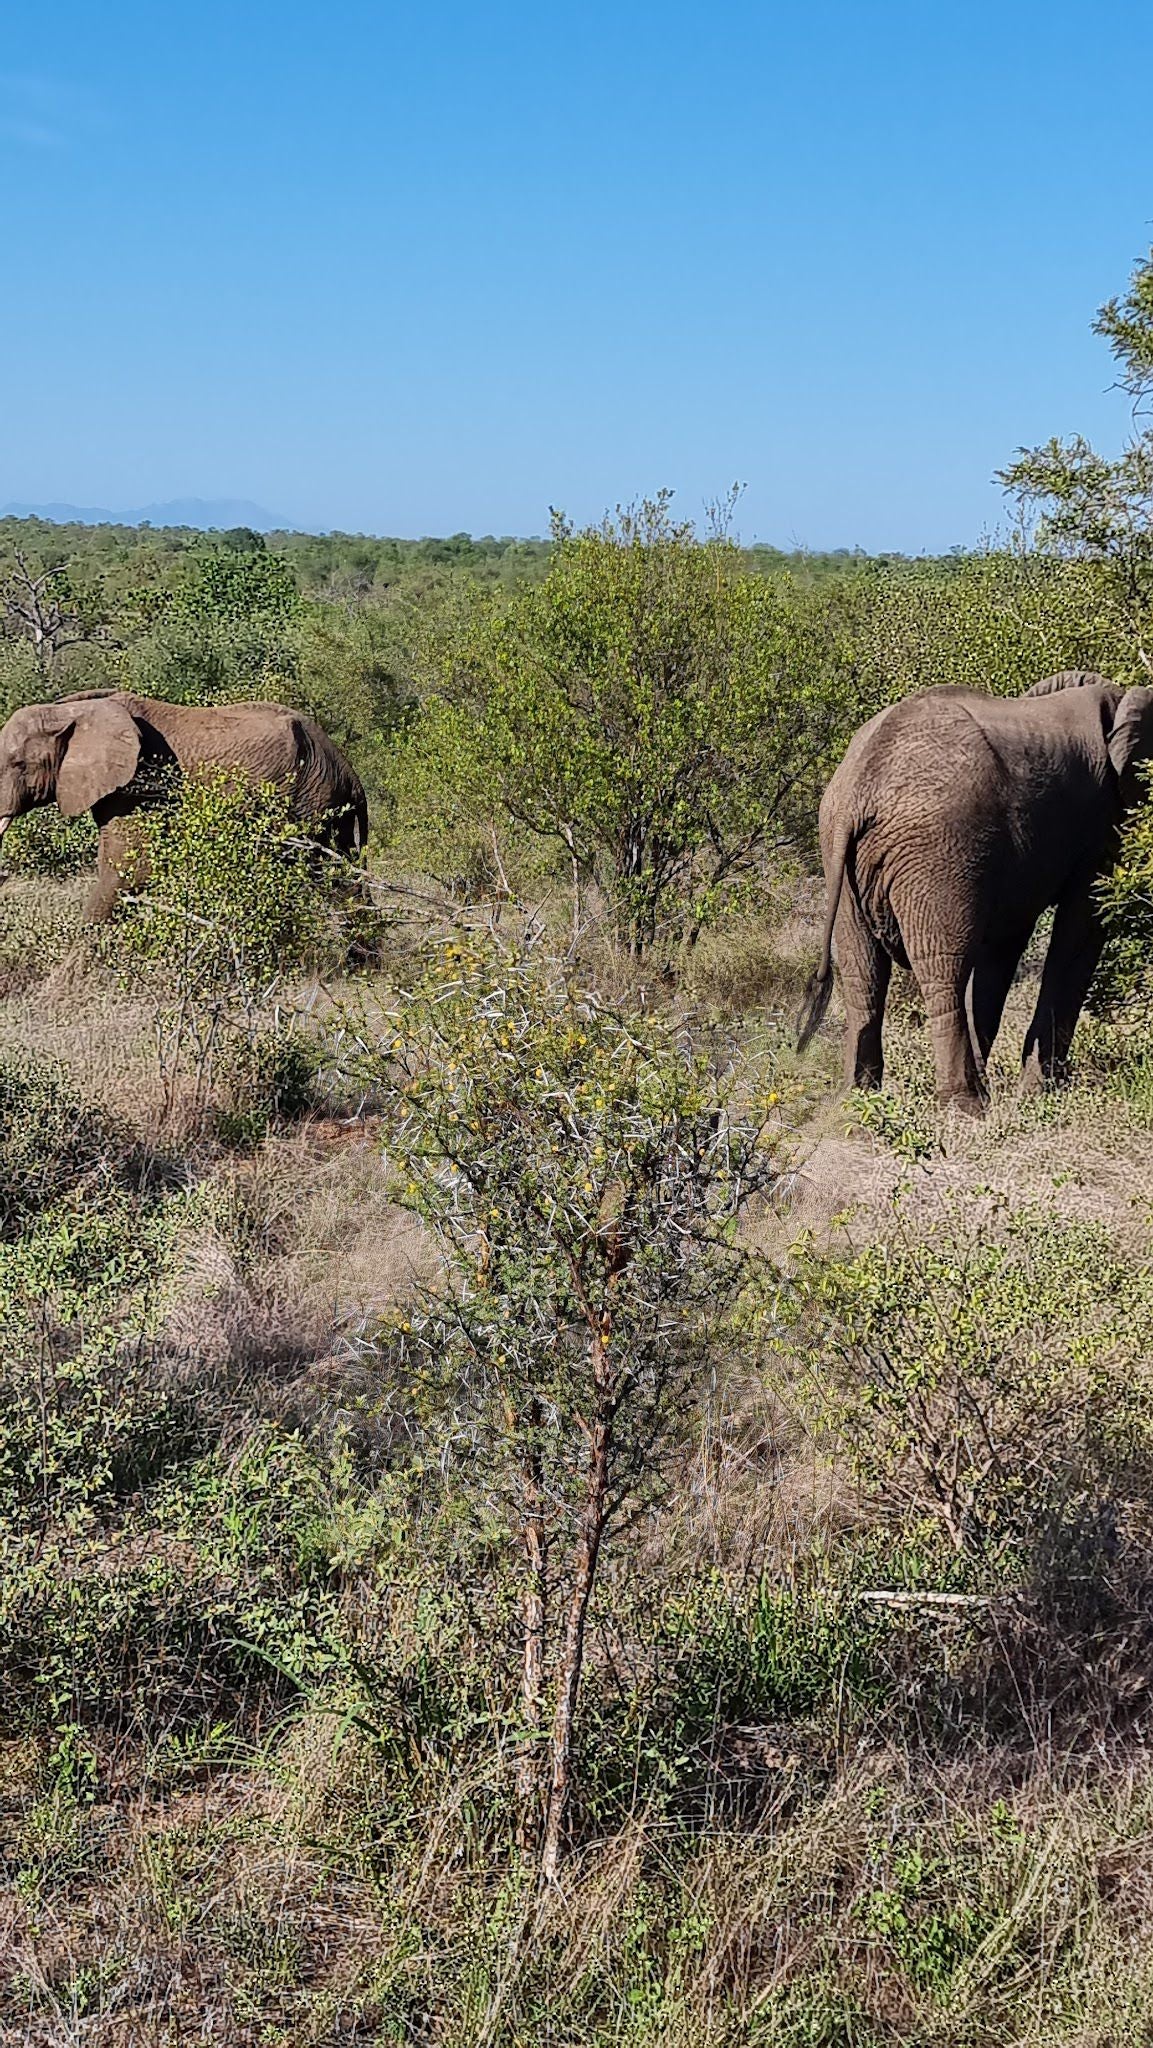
[2,551,111,677]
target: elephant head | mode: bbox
[0,696,141,842]
[1025,672,1153,803]
[1103,686,1153,798]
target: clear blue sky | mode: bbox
[2,0,1151,548]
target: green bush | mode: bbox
[215,1016,319,1146]
[0,1425,348,1743]
[115,768,332,987]
[109,771,346,1132]
[1090,767,1153,1023]
[1,807,98,878]
[0,1194,188,1536]
[124,541,303,707]
[386,498,863,951]
[0,1051,118,1237]
[852,548,1139,712]
[340,935,781,1868]
[785,1201,1153,1573]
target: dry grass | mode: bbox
[7,1741,1153,2044]
[6,876,1153,2042]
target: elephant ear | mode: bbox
[1106,687,1153,781]
[55,699,141,817]
[1024,669,1116,697]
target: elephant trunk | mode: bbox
[797,822,853,1053]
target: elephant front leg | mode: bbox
[85,820,133,922]
[1022,885,1104,1089]
[968,933,1029,1068]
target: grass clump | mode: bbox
[0,878,84,994]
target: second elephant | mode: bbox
[797,672,1153,1112]
[0,689,369,918]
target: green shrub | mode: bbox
[785,1201,1153,1572]
[852,548,1138,712]
[341,935,781,1870]
[0,1193,189,1536]
[2,807,98,878]
[0,1436,345,1743]
[1090,767,1153,1024]
[215,1016,319,1146]
[111,771,339,1127]
[0,1051,118,1237]
[386,498,862,952]
[115,768,332,987]
[124,541,303,707]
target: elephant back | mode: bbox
[1023,670,1117,698]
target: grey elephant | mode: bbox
[797,672,1153,1113]
[0,689,369,919]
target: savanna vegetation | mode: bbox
[8,257,1153,2045]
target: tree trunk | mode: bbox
[540,1390,612,1883]
[516,1411,547,1849]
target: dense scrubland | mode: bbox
[9,271,1153,2044]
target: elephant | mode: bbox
[0,689,369,919]
[796,672,1153,1114]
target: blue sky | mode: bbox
[2,0,1151,548]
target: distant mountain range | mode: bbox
[1,498,300,532]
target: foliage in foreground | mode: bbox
[6,884,1153,2039]
[785,1199,1153,1602]
[340,938,781,1870]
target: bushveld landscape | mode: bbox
[9,261,1153,2045]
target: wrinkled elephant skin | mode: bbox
[797,673,1153,1114]
[0,690,369,920]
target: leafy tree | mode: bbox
[127,544,303,705]
[852,548,1135,709]
[349,940,777,1873]
[388,497,861,954]
[171,544,299,632]
[218,525,268,553]
[1000,248,1153,679]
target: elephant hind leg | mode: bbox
[834,895,892,1091]
[925,975,987,1112]
[901,934,987,1113]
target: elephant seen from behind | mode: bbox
[798,672,1153,1114]
[0,689,369,919]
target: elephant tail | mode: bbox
[351,788,369,854]
[796,824,851,1053]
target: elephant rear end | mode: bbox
[802,690,1016,1108]
[289,714,369,860]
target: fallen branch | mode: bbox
[858,1589,1003,1610]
